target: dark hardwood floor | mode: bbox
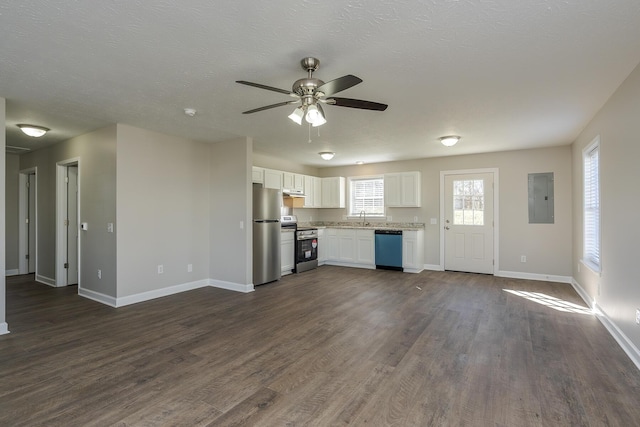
[1,268,639,426]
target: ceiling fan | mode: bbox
[236,57,388,127]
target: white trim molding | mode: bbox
[423,264,444,272]
[78,287,118,308]
[211,279,254,293]
[0,322,9,335]
[36,274,56,287]
[115,279,210,308]
[571,278,640,372]
[5,269,19,276]
[496,270,572,284]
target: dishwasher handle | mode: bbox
[374,229,402,235]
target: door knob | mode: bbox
[444,226,450,230]
[445,219,450,224]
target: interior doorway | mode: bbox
[56,159,80,287]
[440,169,499,274]
[18,168,37,275]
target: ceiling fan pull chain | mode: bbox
[308,123,312,143]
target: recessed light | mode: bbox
[184,108,197,117]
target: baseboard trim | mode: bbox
[36,274,56,287]
[496,270,572,284]
[78,287,118,307]
[5,269,19,276]
[570,279,640,372]
[0,322,9,335]
[210,279,254,293]
[423,264,443,271]
[115,279,210,308]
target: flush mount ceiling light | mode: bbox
[183,108,197,117]
[17,124,49,138]
[439,135,460,147]
[319,151,335,160]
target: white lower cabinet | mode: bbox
[324,228,375,269]
[281,230,295,275]
[402,230,424,273]
[317,228,327,265]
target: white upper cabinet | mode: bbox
[321,177,346,208]
[303,175,322,208]
[264,169,283,190]
[283,172,304,191]
[384,171,421,207]
[252,166,264,184]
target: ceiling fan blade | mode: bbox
[236,80,295,96]
[327,97,388,111]
[316,75,363,97]
[242,100,298,114]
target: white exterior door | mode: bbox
[444,172,494,274]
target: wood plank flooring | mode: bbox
[1,268,639,426]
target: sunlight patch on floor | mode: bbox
[503,289,593,315]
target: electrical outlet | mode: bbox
[636,309,640,325]
[430,218,437,225]
[413,216,418,222]
[157,265,164,274]
[520,255,526,263]
[97,269,102,279]
[577,263,581,273]
[187,264,193,273]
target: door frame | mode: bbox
[55,158,81,288]
[439,168,500,273]
[18,167,37,275]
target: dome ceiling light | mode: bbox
[17,124,49,138]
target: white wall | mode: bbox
[5,153,19,274]
[572,61,640,352]
[209,137,253,289]
[1,97,7,334]
[307,146,573,277]
[19,126,118,293]
[116,124,210,299]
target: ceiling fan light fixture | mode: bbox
[439,135,460,147]
[305,104,325,126]
[288,107,304,125]
[319,151,335,160]
[17,124,49,138]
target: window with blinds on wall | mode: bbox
[349,176,385,216]
[583,136,600,272]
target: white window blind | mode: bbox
[349,177,384,216]
[583,139,600,270]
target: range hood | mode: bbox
[282,189,305,197]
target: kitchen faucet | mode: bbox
[359,210,366,226]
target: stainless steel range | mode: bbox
[281,215,318,273]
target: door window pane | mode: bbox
[453,179,484,225]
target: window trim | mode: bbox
[582,136,601,273]
[347,175,385,218]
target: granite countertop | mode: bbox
[299,221,425,231]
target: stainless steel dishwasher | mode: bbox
[374,229,403,271]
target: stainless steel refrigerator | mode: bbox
[253,184,282,285]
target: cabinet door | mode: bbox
[264,169,283,190]
[326,228,339,261]
[321,177,345,208]
[317,229,326,263]
[401,172,421,207]
[402,230,424,272]
[282,172,294,190]
[281,231,295,273]
[252,167,264,184]
[313,176,322,207]
[356,229,375,265]
[384,173,402,207]
[294,174,305,191]
[303,175,315,208]
[338,229,356,262]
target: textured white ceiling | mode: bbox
[2,1,640,167]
